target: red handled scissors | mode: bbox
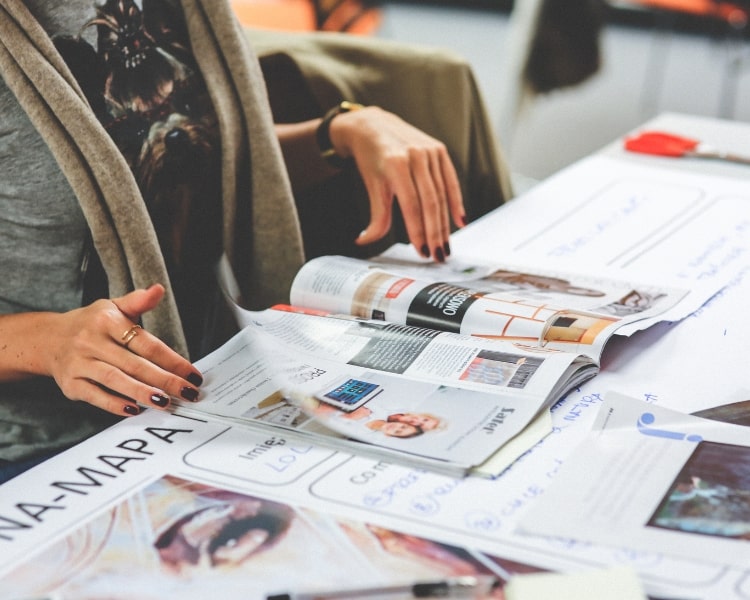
[624,130,750,166]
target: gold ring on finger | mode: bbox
[121,324,142,348]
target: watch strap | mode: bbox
[316,101,364,169]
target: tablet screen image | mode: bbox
[317,377,383,412]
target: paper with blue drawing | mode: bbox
[518,392,750,567]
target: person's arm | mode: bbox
[275,119,338,193]
[275,105,466,263]
[0,284,203,416]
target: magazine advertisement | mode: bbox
[243,306,594,400]
[4,145,750,599]
[519,393,750,568]
[171,319,594,477]
[0,411,549,600]
[288,255,690,361]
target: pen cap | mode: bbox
[413,576,500,598]
[414,581,451,597]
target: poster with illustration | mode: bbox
[1,474,543,599]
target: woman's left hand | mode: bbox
[329,106,466,262]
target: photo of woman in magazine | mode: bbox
[1,474,537,599]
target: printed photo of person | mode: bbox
[387,411,445,432]
[365,411,447,438]
[2,475,372,598]
[153,490,294,573]
[366,418,425,438]
[3,474,530,600]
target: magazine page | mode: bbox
[172,325,577,475]
[243,307,595,403]
[374,245,712,336]
[0,411,550,600]
[518,393,750,568]
[288,255,689,362]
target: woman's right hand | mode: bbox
[0,284,202,416]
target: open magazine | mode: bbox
[287,254,694,354]
[171,255,695,478]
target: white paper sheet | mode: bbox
[519,393,750,569]
[4,122,750,599]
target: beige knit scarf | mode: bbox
[0,0,305,358]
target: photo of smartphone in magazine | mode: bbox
[316,377,383,412]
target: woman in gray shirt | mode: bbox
[0,0,476,480]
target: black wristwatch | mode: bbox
[316,100,365,169]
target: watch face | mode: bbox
[315,377,383,412]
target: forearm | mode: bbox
[276,105,465,261]
[275,107,370,192]
[275,120,339,193]
[0,311,59,381]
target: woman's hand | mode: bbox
[0,284,203,416]
[329,106,466,262]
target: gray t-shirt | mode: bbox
[1,0,224,464]
[0,2,125,463]
[0,1,93,314]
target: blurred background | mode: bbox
[232,0,750,185]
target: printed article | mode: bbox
[0,471,543,600]
[173,321,594,476]
[199,252,699,477]
[519,393,750,568]
[288,255,690,360]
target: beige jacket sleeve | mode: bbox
[248,27,514,222]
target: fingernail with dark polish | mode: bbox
[459,214,468,227]
[187,372,203,386]
[444,242,451,257]
[435,247,445,263]
[124,403,141,416]
[181,386,199,402]
[150,393,170,408]
[420,244,430,258]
